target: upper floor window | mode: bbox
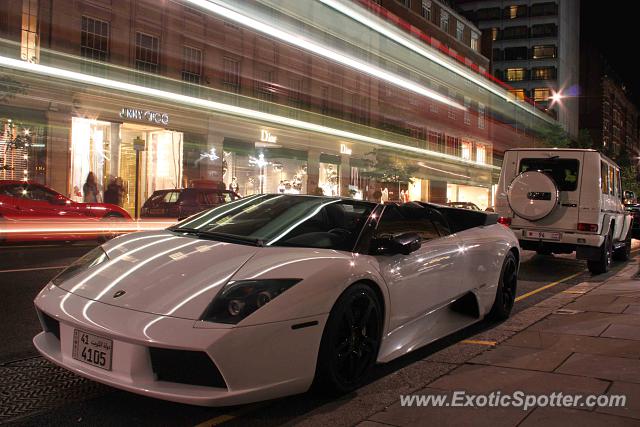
[491,27,499,41]
[507,5,527,19]
[531,24,557,38]
[135,32,159,73]
[464,97,471,125]
[478,103,486,129]
[21,0,39,63]
[222,57,241,93]
[182,46,202,85]
[502,25,528,40]
[471,32,479,51]
[421,0,431,20]
[441,11,449,33]
[456,21,464,41]
[533,87,552,102]
[397,0,411,7]
[509,89,526,100]
[530,2,558,17]
[476,7,501,20]
[81,16,109,61]
[532,45,557,59]
[532,66,556,80]
[504,46,527,60]
[505,68,525,82]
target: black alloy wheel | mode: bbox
[613,230,632,262]
[487,251,518,321]
[588,231,613,274]
[315,283,382,394]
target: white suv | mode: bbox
[496,148,634,274]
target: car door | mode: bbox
[21,184,84,218]
[373,204,463,331]
[0,183,27,218]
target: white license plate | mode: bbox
[72,329,113,371]
[525,230,562,241]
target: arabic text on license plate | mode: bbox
[72,329,113,370]
[526,230,561,241]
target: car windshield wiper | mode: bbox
[169,227,264,247]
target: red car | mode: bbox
[0,180,132,243]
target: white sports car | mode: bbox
[33,194,519,406]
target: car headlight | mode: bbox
[201,279,301,324]
[52,246,109,286]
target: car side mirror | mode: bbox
[373,232,422,255]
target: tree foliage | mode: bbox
[538,123,571,148]
[359,149,419,185]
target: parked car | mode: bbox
[0,180,132,243]
[141,188,239,219]
[446,201,481,211]
[34,194,518,406]
[496,148,634,274]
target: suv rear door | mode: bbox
[512,150,583,232]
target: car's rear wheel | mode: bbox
[613,229,632,261]
[314,283,382,395]
[588,232,612,274]
[486,251,518,321]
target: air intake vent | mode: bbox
[149,347,227,388]
[39,310,60,341]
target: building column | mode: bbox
[45,110,71,195]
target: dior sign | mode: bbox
[120,107,169,125]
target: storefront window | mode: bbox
[70,117,183,215]
[223,141,308,196]
[318,154,340,196]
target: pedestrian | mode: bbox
[115,177,125,206]
[103,176,119,205]
[83,172,99,203]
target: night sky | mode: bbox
[581,1,638,106]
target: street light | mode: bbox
[549,90,564,106]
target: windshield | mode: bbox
[170,194,376,251]
[519,158,580,192]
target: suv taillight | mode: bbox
[577,223,598,232]
[498,217,512,226]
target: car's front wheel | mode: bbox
[486,251,518,321]
[314,283,382,395]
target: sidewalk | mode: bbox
[288,255,640,427]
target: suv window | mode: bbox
[519,158,579,191]
[601,161,610,195]
[376,205,440,241]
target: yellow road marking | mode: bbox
[515,272,582,302]
[461,339,496,346]
[194,402,270,427]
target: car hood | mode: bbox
[56,231,258,320]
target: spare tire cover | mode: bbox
[507,171,558,221]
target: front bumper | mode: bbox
[33,284,327,406]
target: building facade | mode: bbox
[579,49,639,159]
[457,0,579,139]
[0,0,556,216]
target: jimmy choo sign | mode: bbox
[119,107,169,125]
